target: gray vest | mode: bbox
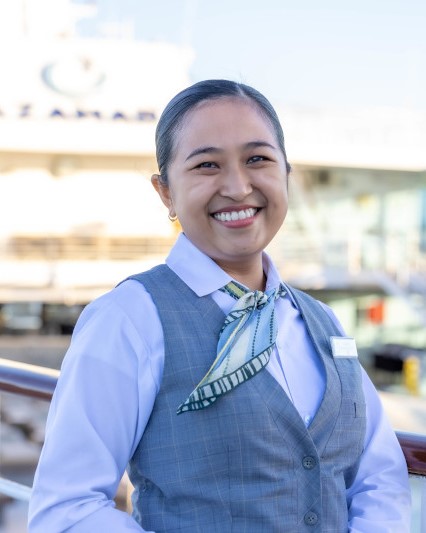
[125,265,366,532]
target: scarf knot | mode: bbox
[177,280,286,414]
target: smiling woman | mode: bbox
[152,96,289,290]
[28,80,411,533]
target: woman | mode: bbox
[29,79,411,532]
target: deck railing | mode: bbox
[1,357,426,520]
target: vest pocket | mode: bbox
[354,399,366,419]
[340,398,366,421]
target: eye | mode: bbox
[195,161,218,169]
[247,155,268,164]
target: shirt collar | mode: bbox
[166,233,284,297]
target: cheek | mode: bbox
[273,187,289,221]
[172,182,209,211]
[271,179,288,204]
[168,184,184,211]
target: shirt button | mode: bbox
[302,456,316,470]
[304,511,318,526]
[304,414,311,426]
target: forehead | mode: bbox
[174,97,277,148]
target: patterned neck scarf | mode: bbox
[177,280,287,414]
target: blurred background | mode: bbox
[0,0,425,530]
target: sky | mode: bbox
[75,0,426,112]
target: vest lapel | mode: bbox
[251,368,311,440]
[284,285,344,455]
[245,283,345,456]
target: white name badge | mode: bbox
[330,336,358,358]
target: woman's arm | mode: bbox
[28,285,161,532]
[320,302,411,531]
[347,369,412,532]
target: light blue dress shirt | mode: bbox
[28,233,411,532]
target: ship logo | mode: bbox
[41,55,106,97]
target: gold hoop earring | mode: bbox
[168,213,178,222]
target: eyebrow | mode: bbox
[185,141,277,162]
[185,146,221,162]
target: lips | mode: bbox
[212,207,259,222]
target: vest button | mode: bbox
[302,456,316,469]
[304,511,319,526]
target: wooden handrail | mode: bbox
[397,431,426,476]
[0,358,425,476]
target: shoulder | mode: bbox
[73,275,160,342]
[284,283,325,312]
[284,283,346,335]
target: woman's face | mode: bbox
[153,97,289,272]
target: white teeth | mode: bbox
[213,208,257,222]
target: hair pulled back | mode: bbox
[155,79,291,184]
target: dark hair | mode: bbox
[155,79,291,184]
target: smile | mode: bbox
[212,208,258,222]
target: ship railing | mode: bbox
[0,357,425,522]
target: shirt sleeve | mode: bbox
[347,369,412,532]
[28,282,161,532]
[320,302,412,531]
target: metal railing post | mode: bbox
[0,478,31,502]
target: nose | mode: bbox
[219,165,252,200]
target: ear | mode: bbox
[151,174,175,213]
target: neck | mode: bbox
[216,258,266,291]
